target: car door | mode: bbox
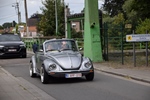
[35,45,44,72]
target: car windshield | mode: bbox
[0,34,21,42]
[45,40,78,52]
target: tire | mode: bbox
[29,63,36,77]
[85,72,94,81]
[40,66,49,84]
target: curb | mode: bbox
[95,68,150,84]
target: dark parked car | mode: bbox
[0,33,26,58]
[29,39,94,84]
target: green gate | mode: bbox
[102,22,125,64]
[102,22,148,65]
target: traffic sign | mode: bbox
[126,34,150,42]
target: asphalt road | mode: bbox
[0,54,150,100]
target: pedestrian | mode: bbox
[32,42,38,53]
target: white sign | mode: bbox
[126,34,150,42]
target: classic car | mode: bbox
[0,33,26,58]
[29,39,94,84]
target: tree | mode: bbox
[132,0,150,20]
[122,0,138,30]
[0,25,3,30]
[2,23,13,28]
[136,19,150,34]
[103,0,125,17]
[123,0,150,21]
[38,0,65,36]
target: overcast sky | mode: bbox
[0,0,104,26]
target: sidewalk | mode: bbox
[0,66,56,100]
[94,63,150,84]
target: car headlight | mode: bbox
[20,44,26,47]
[49,64,56,71]
[84,61,92,68]
[0,45,4,48]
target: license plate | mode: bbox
[65,73,82,78]
[8,49,16,52]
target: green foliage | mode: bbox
[102,13,125,50]
[0,25,3,29]
[112,13,125,25]
[122,0,137,20]
[38,0,65,36]
[136,19,150,34]
[71,28,83,38]
[103,5,127,35]
[122,0,138,30]
[122,0,134,12]
[132,0,150,20]
[102,0,150,51]
[122,0,150,20]
[2,23,13,28]
[103,0,125,17]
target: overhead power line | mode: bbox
[0,14,17,20]
[0,3,15,8]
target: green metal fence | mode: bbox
[22,36,147,52]
[22,37,84,52]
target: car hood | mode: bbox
[0,41,24,46]
[47,52,82,69]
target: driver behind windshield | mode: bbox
[61,41,69,50]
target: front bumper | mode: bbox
[47,69,94,78]
[0,47,26,57]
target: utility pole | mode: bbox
[12,2,21,24]
[16,2,21,24]
[24,0,29,37]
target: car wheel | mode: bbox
[40,66,49,84]
[29,63,36,77]
[85,72,94,81]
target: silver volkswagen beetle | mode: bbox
[29,39,94,84]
